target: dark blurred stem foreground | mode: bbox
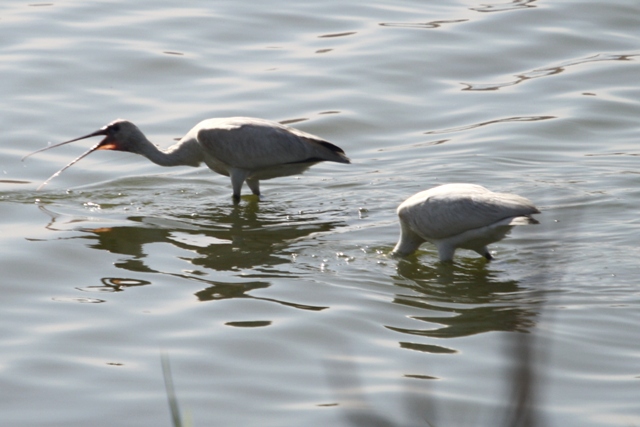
[499,328,545,427]
[323,323,547,427]
[159,303,549,427]
[162,352,187,427]
[161,261,555,427]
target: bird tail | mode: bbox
[306,138,351,164]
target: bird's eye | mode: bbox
[112,124,120,132]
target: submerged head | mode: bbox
[23,119,147,190]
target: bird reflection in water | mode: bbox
[322,257,551,427]
[389,258,540,345]
[77,277,152,293]
[34,201,341,311]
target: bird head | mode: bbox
[67,119,146,153]
[23,119,147,190]
[91,119,149,154]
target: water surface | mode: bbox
[1,1,640,426]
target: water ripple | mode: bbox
[470,0,538,13]
[318,31,357,38]
[463,52,639,91]
[424,115,556,135]
[378,19,468,29]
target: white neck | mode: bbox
[135,138,204,168]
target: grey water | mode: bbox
[1,1,640,426]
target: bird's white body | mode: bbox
[391,183,539,262]
[26,117,350,198]
[184,118,349,197]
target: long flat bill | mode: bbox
[22,128,107,162]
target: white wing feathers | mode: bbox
[398,184,539,240]
[194,117,348,170]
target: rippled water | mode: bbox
[2,1,640,426]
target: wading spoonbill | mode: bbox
[24,117,350,200]
[391,183,540,262]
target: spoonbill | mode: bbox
[23,117,351,199]
[391,183,540,262]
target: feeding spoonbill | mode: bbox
[391,183,540,262]
[23,117,351,199]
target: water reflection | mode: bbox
[78,277,152,293]
[38,200,343,272]
[318,32,357,38]
[35,200,341,310]
[379,19,467,30]
[195,280,326,311]
[470,0,537,13]
[0,179,30,184]
[225,320,271,328]
[424,115,555,135]
[463,53,639,91]
[388,258,539,351]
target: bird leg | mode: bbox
[246,178,260,197]
[435,244,456,263]
[229,168,249,200]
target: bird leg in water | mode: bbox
[246,178,260,197]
